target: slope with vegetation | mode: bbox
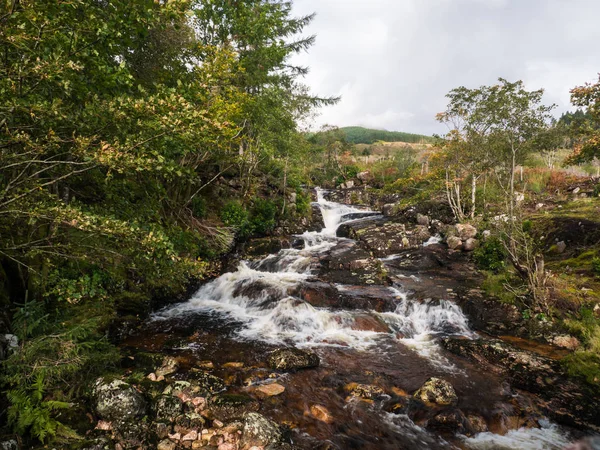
[0,0,335,444]
[318,77,600,394]
[339,126,433,145]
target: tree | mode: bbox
[438,78,555,219]
[567,75,600,164]
[438,79,555,312]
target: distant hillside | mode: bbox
[340,126,433,145]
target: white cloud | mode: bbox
[291,0,600,134]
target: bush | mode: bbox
[295,191,311,216]
[220,201,251,238]
[592,257,600,276]
[473,237,507,272]
[250,198,277,235]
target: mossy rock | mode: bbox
[208,394,259,421]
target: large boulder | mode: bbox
[455,224,477,240]
[268,347,319,371]
[241,412,283,449]
[92,378,146,422]
[413,378,458,406]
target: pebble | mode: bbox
[310,404,334,424]
[183,430,198,441]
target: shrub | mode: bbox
[220,201,251,238]
[473,237,507,272]
[249,198,277,235]
[592,257,600,276]
[295,191,311,216]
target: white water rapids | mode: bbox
[154,189,473,361]
[153,189,575,449]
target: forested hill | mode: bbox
[340,126,433,144]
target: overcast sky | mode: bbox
[290,0,600,135]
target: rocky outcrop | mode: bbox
[296,282,398,312]
[268,347,320,371]
[318,239,388,285]
[441,337,600,430]
[337,218,431,257]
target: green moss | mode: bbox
[562,351,600,387]
[481,270,524,305]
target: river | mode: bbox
[128,189,575,449]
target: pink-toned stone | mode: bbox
[183,430,198,441]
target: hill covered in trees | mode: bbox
[339,126,433,144]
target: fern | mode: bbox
[1,302,119,442]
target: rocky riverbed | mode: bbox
[82,188,599,450]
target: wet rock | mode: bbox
[455,224,477,240]
[156,356,179,378]
[426,409,470,435]
[337,219,430,257]
[254,383,285,398]
[155,395,184,422]
[245,238,291,259]
[242,412,283,448]
[268,347,320,371]
[186,370,226,395]
[417,214,430,226]
[458,289,524,336]
[310,404,334,424]
[209,394,260,421]
[413,378,458,406]
[555,241,567,254]
[92,378,146,422]
[446,236,462,250]
[318,238,388,285]
[463,238,479,252]
[466,414,488,434]
[345,383,385,400]
[298,282,397,312]
[350,314,391,333]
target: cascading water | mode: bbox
[148,188,575,449]
[154,189,473,361]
